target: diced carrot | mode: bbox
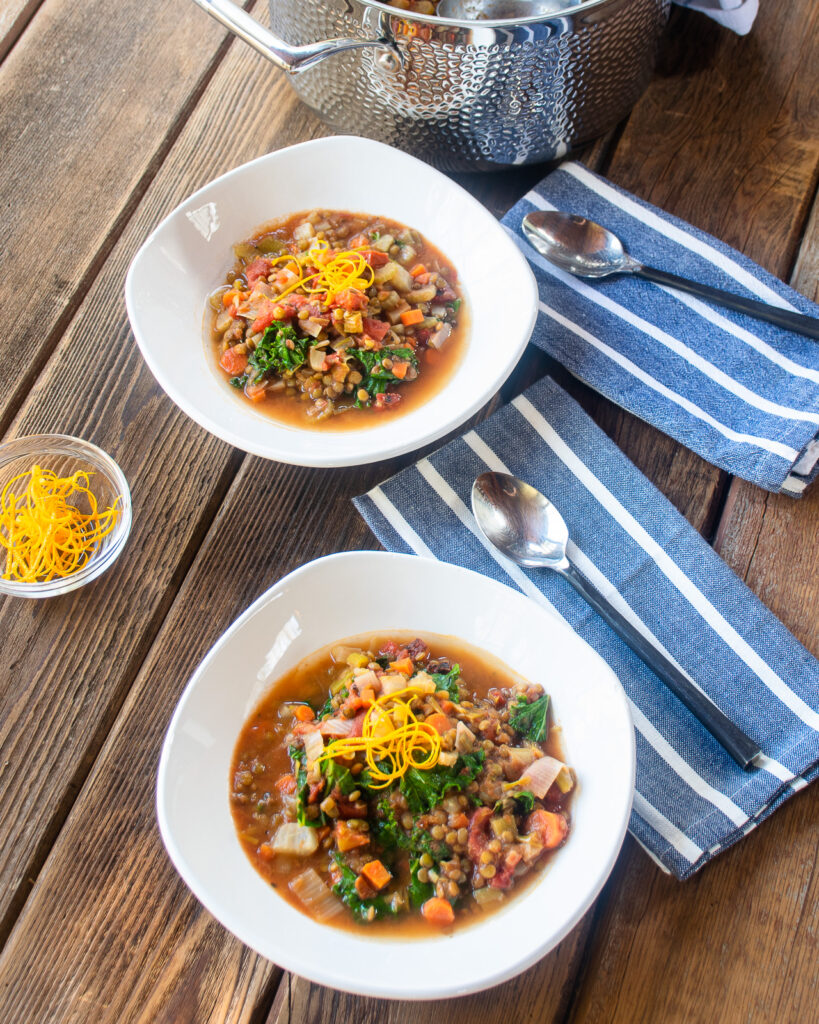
[421,897,455,926]
[219,346,248,375]
[222,289,237,307]
[355,875,377,899]
[450,812,469,829]
[258,843,276,861]
[426,713,453,736]
[525,809,569,850]
[246,382,267,403]
[439,700,456,714]
[391,360,410,380]
[294,705,315,722]
[358,686,376,704]
[389,657,414,675]
[400,308,424,326]
[360,859,392,891]
[335,821,370,852]
[348,233,369,249]
[275,774,296,795]
[410,263,427,277]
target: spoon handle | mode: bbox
[559,560,761,769]
[635,264,819,340]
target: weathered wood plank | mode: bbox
[0,1,326,952]
[0,0,42,62]
[558,4,819,1022]
[0,0,234,433]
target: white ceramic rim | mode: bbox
[156,551,635,999]
[125,136,538,467]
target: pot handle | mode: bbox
[191,0,402,74]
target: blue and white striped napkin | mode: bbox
[353,375,819,879]
[502,162,819,497]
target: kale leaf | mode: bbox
[323,758,356,796]
[494,789,536,815]
[370,797,408,852]
[248,322,307,380]
[290,744,326,827]
[229,374,248,388]
[508,693,550,743]
[351,346,419,406]
[332,855,396,921]
[399,750,485,816]
[430,664,461,701]
[408,860,434,908]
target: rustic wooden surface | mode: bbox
[0,1,816,1022]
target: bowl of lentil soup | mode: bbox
[157,552,635,998]
[126,136,537,467]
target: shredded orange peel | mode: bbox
[0,465,119,583]
[318,685,442,788]
[245,242,376,307]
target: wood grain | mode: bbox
[0,0,232,433]
[555,3,819,1022]
[0,0,42,62]
[0,1,324,952]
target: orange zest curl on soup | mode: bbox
[231,635,574,933]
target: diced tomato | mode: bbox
[219,346,248,375]
[490,849,523,890]
[349,712,367,738]
[467,806,492,863]
[251,299,277,333]
[360,249,390,267]
[374,392,401,410]
[525,809,569,850]
[245,257,272,287]
[307,781,323,804]
[421,897,455,926]
[362,317,390,342]
[334,288,368,311]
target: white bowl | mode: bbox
[156,552,634,1000]
[125,136,537,467]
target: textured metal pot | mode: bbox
[192,0,671,171]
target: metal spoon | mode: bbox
[471,471,761,769]
[523,210,819,340]
[436,0,571,20]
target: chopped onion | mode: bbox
[474,886,505,906]
[391,264,414,292]
[428,323,452,350]
[455,721,476,753]
[371,233,394,252]
[303,729,324,764]
[524,755,569,798]
[380,673,408,696]
[289,869,344,920]
[271,823,319,856]
[505,746,537,778]
[293,221,314,241]
[302,319,324,339]
[320,717,354,738]
[308,347,327,371]
[437,750,458,767]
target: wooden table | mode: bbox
[0,1,817,1021]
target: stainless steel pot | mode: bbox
[192,0,671,171]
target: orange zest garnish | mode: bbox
[0,464,119,583]
[318,684,441,788]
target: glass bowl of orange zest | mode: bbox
[0,434,131,598]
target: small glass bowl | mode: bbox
[0,434,132,599]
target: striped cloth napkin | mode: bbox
[353,376,819,879]
[502,162,819,497]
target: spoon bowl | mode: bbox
[472,471,569,568]
[522,210,634,277]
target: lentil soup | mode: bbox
[207,210,467,430]
[231,632,574,936]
